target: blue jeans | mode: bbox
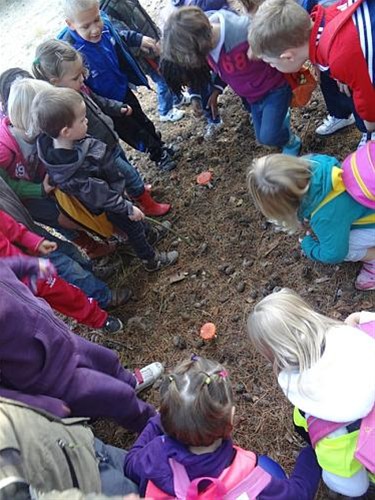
[320,70,366,132]
[148,68,181,116]
[245,84,292,147]
[112,146,145,198]
[94,439,139,496]
[108,213,155,261]
[49,249,111,308]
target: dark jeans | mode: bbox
[94,438,139,496]
[107,212,155,261]
[244,84,292,147]
[112,89,163,161]
[320,70,366,132]
[112,145,144,198]
[22,196,77,240]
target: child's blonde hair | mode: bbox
[160,356,233,447]
[162,7,213,69]
[247,153,311,232]
[247,288,341,376]
[7,78,52,135]
[248,0,311,58]
[62,0,99,20]
[31,87,84,138]
[33,39,84,83]
[238,0,265,15]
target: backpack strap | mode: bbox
[169,458,193,499]
[224,466,272,500]
[355,405,375,473]
[310,166,346,219]
[318,0,365,63]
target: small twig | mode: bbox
[263,241,279,258]
[94,332,134,351]
[145,216,194,246]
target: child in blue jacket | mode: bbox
[247,153,375,290]
[58,0,177,171]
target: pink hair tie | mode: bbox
[219,370,228,378]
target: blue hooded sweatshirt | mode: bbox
[299,154,375,264]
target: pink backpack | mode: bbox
[342,142,375,209]
[146,446,272,500]
[307,321,375,473]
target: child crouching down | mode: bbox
[247,153,375,290]
[124,356,322,499]
[247,289,375,498]
[33,87,178,272]
[160,7,301,155]
[0,255,163,433]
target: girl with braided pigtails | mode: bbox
[124,355,322,499]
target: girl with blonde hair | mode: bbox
[247,152,375,290]
[247,288,375,497]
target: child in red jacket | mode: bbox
[248,0,375,147]
[0,209,123,333]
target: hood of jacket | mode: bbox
[37,134,107,185]
[278,324,375,422]
[298,153,340,220]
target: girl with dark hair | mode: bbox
[124,355,322,499]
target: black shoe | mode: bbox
[108,288,133,307]
[147,221,172,246]
[143,250,179,272]
[92,255,121,280]
[162,143,181,159]
[156,150,177,172]
[102,316,123,334]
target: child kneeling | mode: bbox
[124,355,322,499]
[33,86,178,272]
[247,152,375,290]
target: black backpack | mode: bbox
[100,0,161,73]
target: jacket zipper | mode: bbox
[57,439,79,488]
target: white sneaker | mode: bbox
[357,132,375,149]
[134,362,164,393]
[160,108,185,122]
[315,114,355,135]
[175,91,192,108]
[204,119,224,140]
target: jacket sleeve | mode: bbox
[2,255,41,279]
[259,447,321,500]
[0,168,43,199]
[0,210,44,253]
[0,388,70,417]
[67,177,133,216]
[90,91,124,117]
[191,0,229,11]
[124,414,165,484]
[118,28,144,47]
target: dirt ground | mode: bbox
[1,0,374,498]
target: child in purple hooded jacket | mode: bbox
[124,356,321,499]
[0,255,163,433]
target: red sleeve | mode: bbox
[329,22,375,122]
[0,210,44,253]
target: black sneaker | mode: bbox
[147,221,172,246]
[108,288,133,307]
[156,150,177,172]
[143,250,179,272]
[102,316,123,334]
[162,143,181,159]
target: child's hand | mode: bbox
[129,206,145,221]
[38,240,58,255]
[344,312,361,327]
[121,104,133,116]
[207,89,221,120]
[336,81,351,97]
[42,174,55,195]
[140,36,158,55]
[38,258,56,278]
[191,97,203,118]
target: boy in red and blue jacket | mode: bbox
[249,0,375,147]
